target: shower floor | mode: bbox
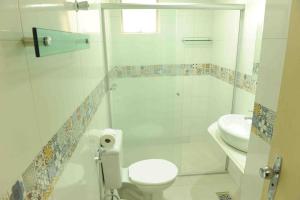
[164,173,239,200]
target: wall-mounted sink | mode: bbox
[217,114,252,152]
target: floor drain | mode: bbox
[216,192,232,200]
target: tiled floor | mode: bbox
[164,174,239,200]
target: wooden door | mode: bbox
[261,0,300,199]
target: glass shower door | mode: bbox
[110,76,184,168]
[104,8,239,175]
[105,9,184,169]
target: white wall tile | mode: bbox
[107,9,213,66]
[0,0,23,40]
[263,0,292,39]
[0,41,42,193]
[19,0,78,37]
[233,88,255,116]
[50,130,101,200]
[77,7,104,101]
[208,78,234,123]
[88,96,111,130]
[182,117,210,136]
[78,41,106,98]
[223,0,265,118]
[255,38,287,111]
[77,7,102,42]
[237,0,266,74]
[211,40,238,69]
[182,76,210,97]
[211,10,239,70]
[25,48,85,145]
[240,134,270,200]
[182,97,209,118]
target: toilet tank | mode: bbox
[101,129,123,189]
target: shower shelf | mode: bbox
[182,37,213,44]
[23,27,90,57]
[208,122,246,173]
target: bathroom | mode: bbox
[0,0,298,199]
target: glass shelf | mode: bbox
[31,27,90,57]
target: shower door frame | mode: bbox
[99,2,246,176]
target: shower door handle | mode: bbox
[110,83,117,91]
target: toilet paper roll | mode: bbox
[100,131,116,148]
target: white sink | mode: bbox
[217,114,252,152]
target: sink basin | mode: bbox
[217,114,252,152]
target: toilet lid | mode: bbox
[128,159,178,185]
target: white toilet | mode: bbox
[100,130,178,200]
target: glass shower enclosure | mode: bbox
[101,2,244,175]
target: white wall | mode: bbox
[0,0,42,191]
[233,0,266,116]
[209,0,268,191]
[0,0,110,197]
[106,8,213,67]
[175,10,213,64]
[211,9,240,70]
[240,0,292,199]
[212,0,266,117]
[209,1,240,147]
[50,101,110,200]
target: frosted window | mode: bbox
[122,0,157,33]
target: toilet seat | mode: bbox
[128,159,178,186]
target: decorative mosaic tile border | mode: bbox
[0,76,109,200]
[109,64,257,94]
[216,191,232,200]
[108,64,211,78]
[209,64,235,85]
[252,102,277,143]
[209,64,257,93]
[235,71,257,94]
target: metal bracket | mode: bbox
[75,0,89,11]
[259,156,283,200]
[22,36,52,47]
